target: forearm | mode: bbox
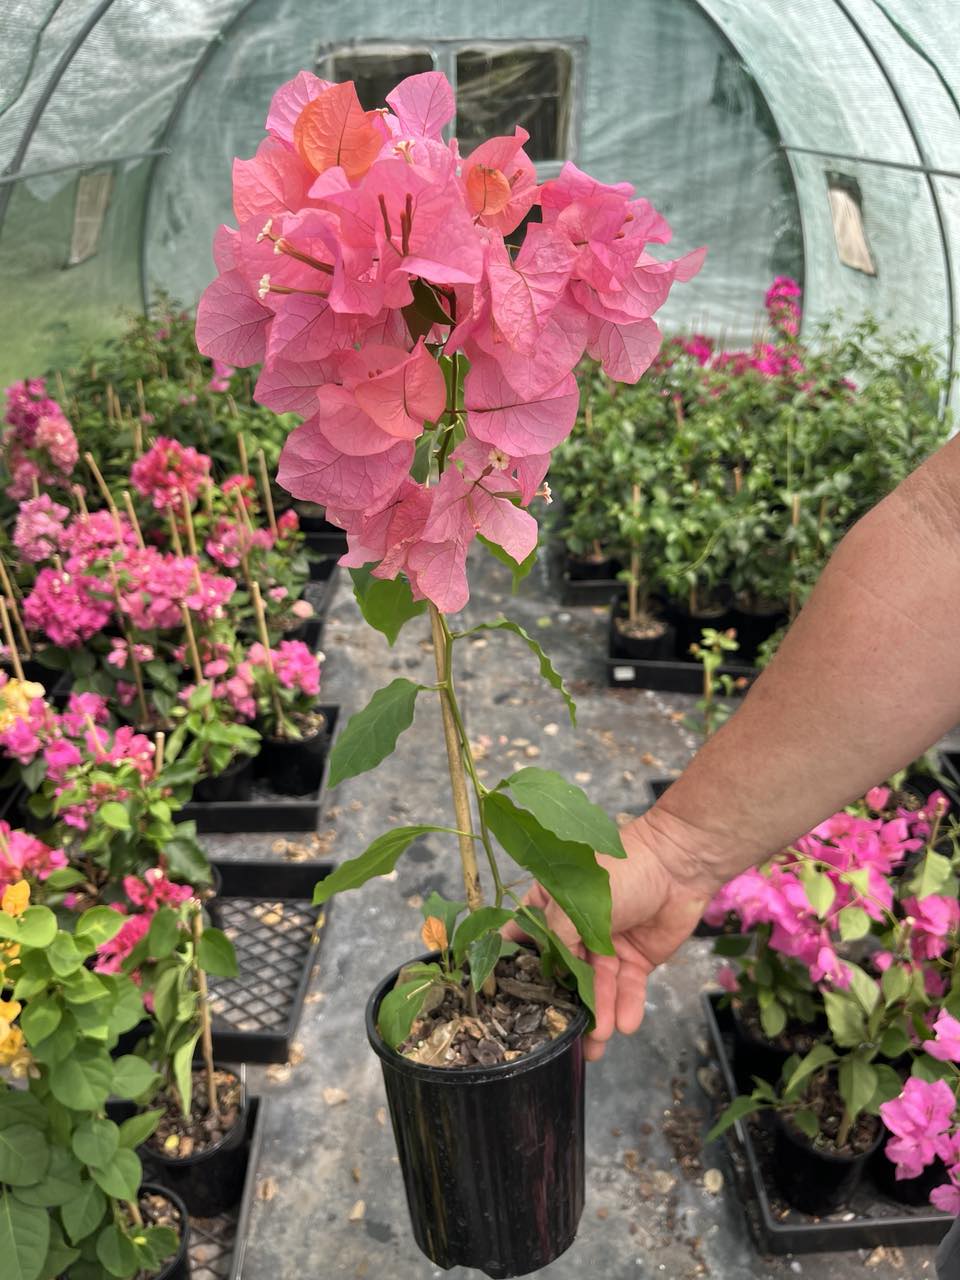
[638,435,960,888]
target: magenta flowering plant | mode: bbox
[1,379,79,500]
[246,637,323,740]
[196,68,702,1043]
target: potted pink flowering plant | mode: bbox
[247,635,325,795]
[197,68,701,1276]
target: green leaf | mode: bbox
[19,998,61,1047]
[327,678,424,788]
[838,1056,877,1122]
[456,620,576,724]
[16,908,57,949]
[89,1148,141,1202]
[61,1180,106,1245]
[0,1125,49,1187]
[349,567,427,646]
[145,907,180,960]
[41,868,85,891]
[75,907,126,949]
[823,990,867,1048]
[0,1187,49,1280]
[20,757,46,793]
[783,1044,836,1098]
[758,995,786,1040]
[99,802,131,832]
[798,863,835,919]
[911,848,953,899]
[117,1110,163,1151]
[503,768,625,858]
[72,1119,119,1170]
[705,1095,763,1142]
[792,1109,819,1140]
[466,933,502,992]
[49,1046,113,1111]
[711,934,750,957]
[452,907,515,965]
[881,965,910,1006]
[172,1033,200,1117]
[96,1223,140,1277]
[838,905,871,942]
[197,927,238,978]
[879,1025,910,1060]
[420,892,466,944]
[40,1219,79,1278]
[13,1147,82,1208]
[47,932,83,978]
[847,964,880,1016]
[111,1055,159,1101]
[483,793,613,954]
[478,534,537,592]
[313,825,462,905]
[377,967,442,1048]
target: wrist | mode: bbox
[620,800,742,897]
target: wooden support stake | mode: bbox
[0,598,24,681]
[55,370,67,403]
[0,560,31,660]
[73,484,90,521]
[180,606,204,685]
[191,906,220,1123]
[155,731,165,776]
[167,507,184,558]
[256,449,278,537]
[237,431,249,478]
[180,487,198,559]
[251,581,285,734]
[121,491,145,551]
[136,377,146,418]
[84,452,123,540]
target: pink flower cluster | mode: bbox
[118,547,235,630]
[208,359,236,393]
[13,494,69,563]
[23,567,112,647]
[3,380,78,499]
[205,516,274,569]
[196,70,703,613]
[0,822,66,896]
[765,275,802,338]
[179,640,257,720]
[94,868,194,975]
[250,638,320,697]
[131,436,211,511]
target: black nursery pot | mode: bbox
[141,1072,248,1218]
[609,598,676,661]
[772,1114,881,1215]
[140,1183,192,1280]
[192,754,253,804]
[366,961,588,1278]
[728,604,787,664]
[661,593,736,658]
[566,552,621,582]
[872,1145,948,1207]
[256,723,327,796]
[730,1004,792,1097]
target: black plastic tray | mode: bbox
[207,858,331,1064]
[700,992,950,1254]
[177,705,339,834]
[606,603,758,693]
[142,1094,266,1279]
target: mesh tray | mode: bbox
[699,993,950,1254]
[208,860,331,1063]
[177,705,339,834]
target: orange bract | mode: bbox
[465,166,512,217]
[421,916,449,953]
[294,82,383,181]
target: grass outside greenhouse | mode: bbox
[1,30,960,1280]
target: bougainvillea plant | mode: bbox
[197,69,702,1044]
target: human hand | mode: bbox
[505,809,719,1060]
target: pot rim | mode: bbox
[365,951,590,1084]
[774,1108,883,1166]
[141,1065,247,1168]
[139,1181,191,1274]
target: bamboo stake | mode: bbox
[251,581,285,735]
[237,431,249,478]
[191,906,220,1122]
[0,599,23,681]
[133,417,143,459]
[84,452,123,540]
[227,393,240,420]
[108,564,149,727]
[788,493,802,622]
[256,449,278,537]
[121,491,145,551]
[180,487,198,559]
[0,560,31,659]
[155,731,165,776]
[29,476,39,502]
[167,507,184,558]
[628,483,641,627]
[73,484,90,521]
[136,377,146,418]
[733,466,743,495]
[180,606,204,686]
[203,479,214,520]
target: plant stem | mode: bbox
[191,906,220,1123]
[428,603,484,912]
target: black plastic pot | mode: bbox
[661,593,736,659]
[567,551,622,582]
[609,599,675,661]
[292,501,330,533]
[366,959,588,1278]
[256,723,327,796]
[731,1004,793,1097]
[140,1183,191,1280]
[192,754,254,804]
[141,1070,248,1218]
[872,1146,947,1207]
[772,1113,882,1215]
[728,604,787,664]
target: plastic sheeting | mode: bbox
[0,0,957,391]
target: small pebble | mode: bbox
[348,1199,365,1222]
[703,1169,723,1194]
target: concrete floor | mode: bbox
[207,552,941,1280]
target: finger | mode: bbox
[583,1035,607,1062]
[614,960,649,1037]
[588,952,619,1046]
[501,882,549,941]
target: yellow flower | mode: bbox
[0,679,45,731]
[0,1024,25,1065]
[1,881,29,917]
